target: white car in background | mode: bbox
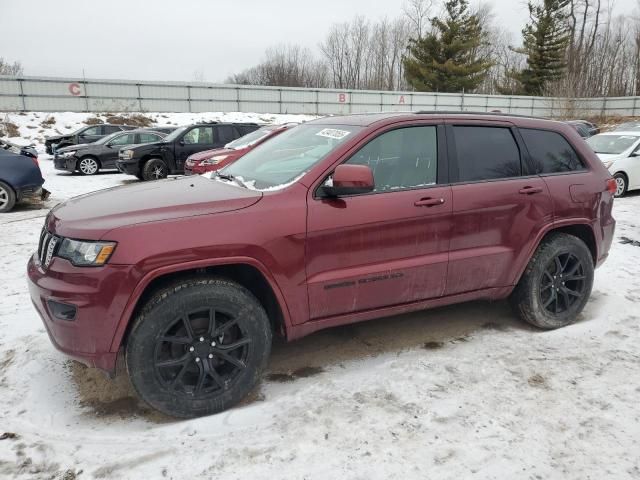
[587,131,640,197]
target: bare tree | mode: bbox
[403,0,434,39]
[0,58,23,76]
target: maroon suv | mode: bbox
[28,112,616,418]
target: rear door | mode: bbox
[305,123,452,320]
[216,125,237,148]
[175,126,216,171]
[444,122,554,295]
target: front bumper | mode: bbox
[116,159,140,176]
[27,253,137,372]
[53,155,77,172]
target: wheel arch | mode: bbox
[514,221,597,286]
[110,258,291,353]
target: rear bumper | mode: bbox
[16,184,45,202]
[27,253,137,373]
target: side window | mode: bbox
[182,127,214,145]
[217,125,236,144]
[82,126,102,136]
[138,133,161,143]
[521,129,585,174]
[104,125,121,134]
[109,133,136,146]
[453,126,521,182]
[345,126,438,192]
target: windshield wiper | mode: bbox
[215,171,248,189]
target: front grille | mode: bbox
[38,228,60,268]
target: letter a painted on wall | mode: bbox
[398,95,406,104]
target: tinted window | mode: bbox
[82,126,101,136]
[104,125,121,134]
[217,125,236,144]
[453,126,521,182]
[346,126,437,192]
[183,127,214,145]
[109,133,136,146]
[522,129,585,174]
[138,133,162,143]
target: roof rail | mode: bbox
[413,110,549,120]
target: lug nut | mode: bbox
[195,357,201,363]
[199,336,205,342]
[189,346,195,352]
[211,341,216,347]
[208,354,213,359]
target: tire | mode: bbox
[77,156,100,175]
[510,233,594,329]
[126,277,272,418]
[613,173,628,198]
[142,158,168,181]
[0,181,16,213]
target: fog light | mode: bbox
[47,300,77,321]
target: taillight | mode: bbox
[32,156,39,167]
[606,178,617,195]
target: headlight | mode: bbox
[201,155,228,166]
[57,239,117,266]
[603,160,614,169]
[120,150,134,160]
[61,150,77,157]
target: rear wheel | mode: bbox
[78,156,100,175]
[126,277,272,418]
[0,181,16,213]
[510,233,594,329]
[613,173,628,198]
[142,158,168,181]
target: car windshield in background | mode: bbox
[587,134,640,155]
[225,127,275,150]
[221,124,361,190]
[162,126,189,143]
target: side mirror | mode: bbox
[321,164,375,197]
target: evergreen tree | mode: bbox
[509,0,571,95]
[403,0,492,93]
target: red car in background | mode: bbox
[184,123,299,175]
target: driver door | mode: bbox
[305,124,452,320]
[175,126,216,171]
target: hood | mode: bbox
[47,175,262,239]
[46,134,72,142]
[56,143,93,154]
[596,153,625,162]
[188,147,236,163]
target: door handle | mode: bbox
[519,186,544,195]
[414,197,445,207]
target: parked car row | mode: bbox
[587,130,640,197]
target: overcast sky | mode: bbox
[1,0,638,82]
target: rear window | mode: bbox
[521,129,584,174]
[453,126,521,182]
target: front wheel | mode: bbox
[77,156,100,175]
[510,233,594,329]
[142,158,168,181]
[126,278,272,418]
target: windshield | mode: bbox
[162,126,189,143]
[587,134,640,155]
[225,126,277,150]
[221,124,361,190]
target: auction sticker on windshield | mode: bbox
[316,128,352,140]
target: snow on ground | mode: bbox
[1,114,640,479]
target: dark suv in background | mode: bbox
[29,112,615,418]
[116,123,260,181]
[45,124,136,154]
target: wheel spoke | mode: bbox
[541,283,552,292]
[160,335,192,345]
[562,286,582,298]
[207,308,217,337]
[170,360,191,388]
[566,261,581,277]
[207,366,226,388]
[156,352,191,368]
[181,315,195,340]
[561,254,571,272]
[554,257,563,275]
[543,291,556,308]
[560,288,571,309]
[565,275,585,282]
[217,337,250,352]
[214,319,239,336]
[215,350,247,370]
[194,361,207,395]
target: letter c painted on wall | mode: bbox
[68,83,82,96]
